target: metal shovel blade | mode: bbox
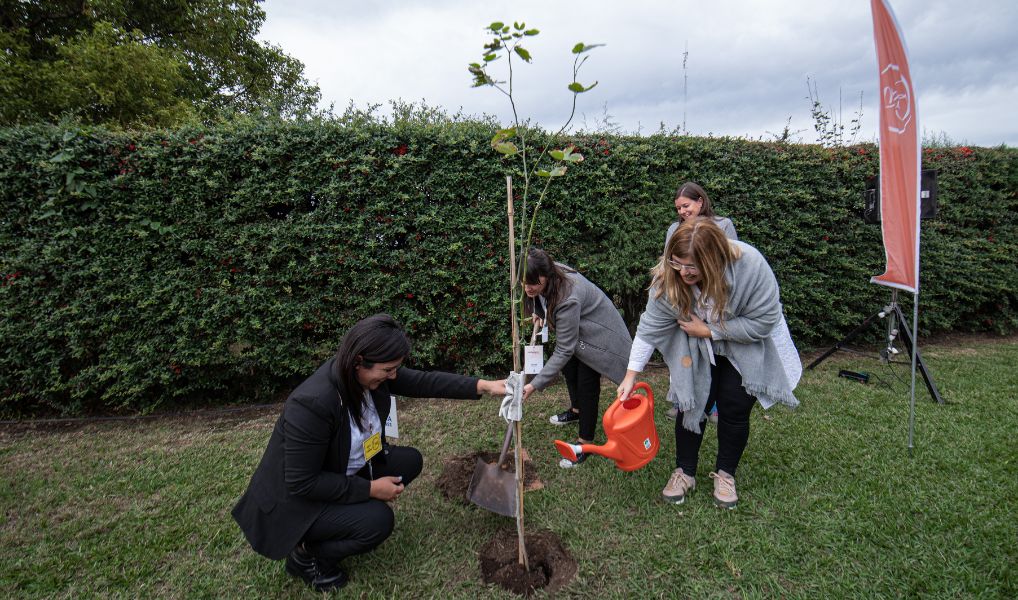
[466,457,518,517]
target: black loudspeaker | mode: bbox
[863,169,938,224]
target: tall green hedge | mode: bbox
[2,118,1015,416]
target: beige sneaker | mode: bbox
[710,470,738,509]
[661,468,695,504]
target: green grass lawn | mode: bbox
[2,337,1016,598]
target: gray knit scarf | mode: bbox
[636,241,799,433]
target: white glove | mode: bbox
[498,371,524,422]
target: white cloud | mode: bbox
[259,0,1018,146]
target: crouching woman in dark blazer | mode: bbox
[232,314,505,592]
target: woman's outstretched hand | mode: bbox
[476,379,507,396]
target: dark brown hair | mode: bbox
[333,313,411,426]
[522,247,573,330]
[674,181,717,218]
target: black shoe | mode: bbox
[549,410,580,425]
[286,546,349,592]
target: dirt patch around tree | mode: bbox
[435,450,543,505]
[479,528,577,596]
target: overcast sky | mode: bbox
[258,0,1017,147]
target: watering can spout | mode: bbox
[553,382,660,472]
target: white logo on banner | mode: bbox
[880,63,912,134]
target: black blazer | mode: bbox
[231,357,480,559]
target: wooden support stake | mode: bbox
[506,175,529,570]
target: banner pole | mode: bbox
[907,292,919,455]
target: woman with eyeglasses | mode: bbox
[232,314,506,592]
[521,247,633,468]
[618,218,800,509]
[663,181,738,422]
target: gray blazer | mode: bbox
[530,266,633,389]
[664,216,738,253]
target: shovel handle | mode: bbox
[496,420,514,465]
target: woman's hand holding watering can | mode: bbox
[616,370,640,401]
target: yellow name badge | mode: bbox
[362,431,382,461]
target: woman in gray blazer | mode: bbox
[521,248,633,467]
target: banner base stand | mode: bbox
[806,292,943,404]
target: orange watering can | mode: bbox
[553,381,659,471]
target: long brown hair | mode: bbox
[651,218,741,322]
[522,247,574,330]
[674,181,718,218]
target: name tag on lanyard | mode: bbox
[362,431,382,461]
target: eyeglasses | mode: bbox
[667,259,699,274]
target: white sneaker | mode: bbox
[558,452,587,469]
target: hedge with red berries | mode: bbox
[1,116,1015,416]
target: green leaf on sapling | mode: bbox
[489,22,504,31]
[514,47,532,62]
[494,142,518,155]
[491,128,516,145]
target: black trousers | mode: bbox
[674,355,756,477]
[301,445,423,563]
[562,355,602,441]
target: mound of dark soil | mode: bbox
[435,451,542,504]
[479,528,577,596]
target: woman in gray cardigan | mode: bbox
[619,219,799,509]
[521,248,633,467]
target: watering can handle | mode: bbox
[619,381,653,409]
